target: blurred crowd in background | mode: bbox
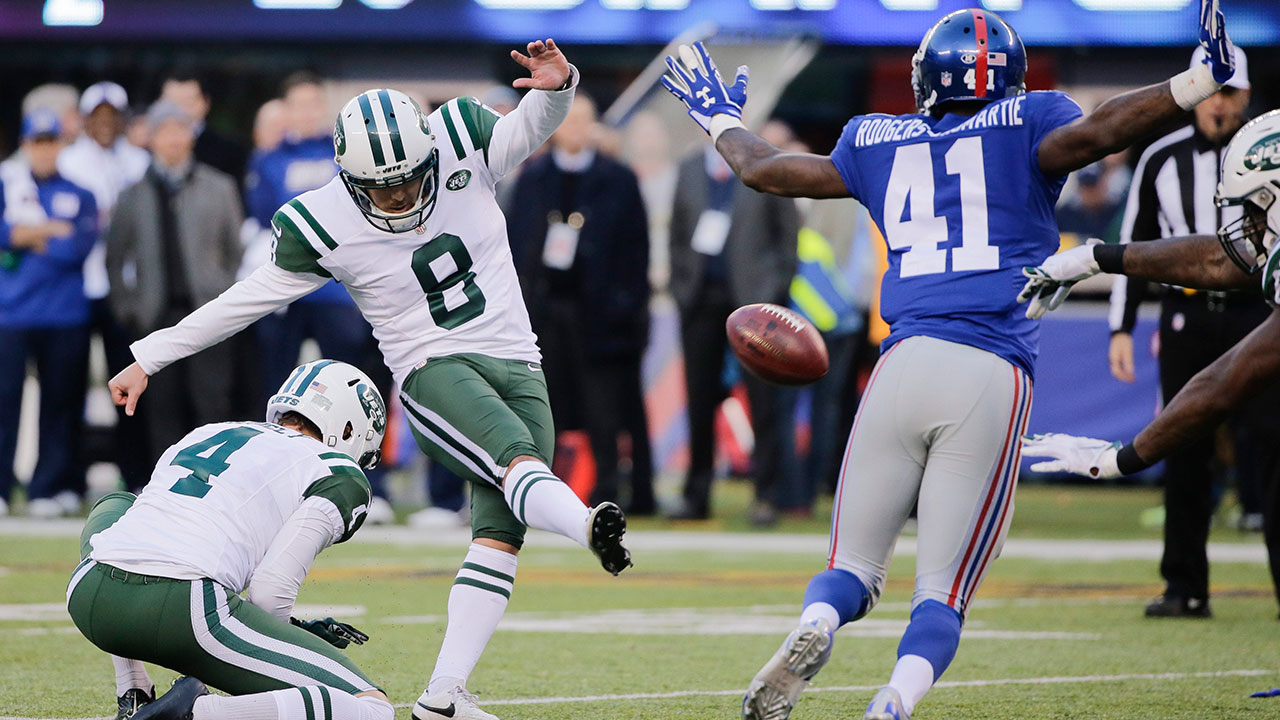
[0,48,1271,540]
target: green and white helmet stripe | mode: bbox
[354,90,408,168]
[335,87,440,232]
[265,360,388,470]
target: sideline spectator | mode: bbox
[243,73,392,523]
[252,99,288,156]
[59,81,152,493]
[510,94,655,514]
[1056,162,1123,242]
[668,137,800,523]
[1107,47,1275,618]
[21,84,81,143]
[161,69,250,190]
[105,101,242,456]
[0,110,97,517]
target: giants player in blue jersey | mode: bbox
[663,3,1238,719]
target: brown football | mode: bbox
[725,303,829,386]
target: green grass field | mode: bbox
[2,484,1277,720]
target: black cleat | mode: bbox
[587,502,633,575]
[117,687,155,720]
[132,678,208,720]
[1144,594,1211,618]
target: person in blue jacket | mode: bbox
[0,109,98,517]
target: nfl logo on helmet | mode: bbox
[941,71,952,88]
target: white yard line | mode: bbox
[0,520,1267,563]
[3,668,1271,719]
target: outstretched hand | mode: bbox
[510,38,571,91]
[108,362,149,417]
[660,41,749,135]
[1198,0,1235,84]
[1017,240,1103,320]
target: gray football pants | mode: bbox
[827,335,1032,618]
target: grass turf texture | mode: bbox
[1,485,1276,720]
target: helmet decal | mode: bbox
[1244,132,1280,172]
[334,116,347,157]
[356,382,387,434]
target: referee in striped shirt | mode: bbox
[1108,47,1274,619]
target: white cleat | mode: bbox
[411,686,499,720]
[742,618,834,720]
[864,686,909,720]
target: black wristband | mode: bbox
[1094,243,1126,274]
[1116,443,1151,475]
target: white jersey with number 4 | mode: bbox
[89,421,372,593]
[128,79,579,387]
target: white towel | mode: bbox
[0,156,49,227]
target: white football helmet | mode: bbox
[334,88,438,233]
[265,360,387,469]
[1217,109,1280,273]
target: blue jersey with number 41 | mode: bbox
[830,91,1083,377]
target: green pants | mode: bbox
[400,353,555,549]
[68,493,376,695]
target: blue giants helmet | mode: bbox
[911,8,1027,115]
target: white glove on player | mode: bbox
[1018,240,1103,320]
[1021,433,1122,479]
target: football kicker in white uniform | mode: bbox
[107,39,631,720]
[70,361,393,720]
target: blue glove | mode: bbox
[660,41,749,135]
[1198,0,1235,83]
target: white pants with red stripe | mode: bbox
[827,335,1032,619]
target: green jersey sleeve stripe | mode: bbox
[456,98,485,155]
[287,200,338,250]
[327,464,366,481]
[272,211,332,278]
[458,97,499,165]
[319,451,353,461]
[460,561,515,583]
[356,92,387,167]
[305,472,372,543]
[1263,249,1280,306]
[439,103,468,161]
[279,203,333,256]
[376,89,407,163]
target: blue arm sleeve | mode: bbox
[828,117,866,203]
[0,179,11,250]
[42,190,98,267]
[244,153,277,227]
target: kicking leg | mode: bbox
[744,341,925,720]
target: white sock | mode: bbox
[427,543,518,696]
[194,687,391,720]
[502,460,589,546]
[799,602,841,632]
[887,654,935,717]
[111,655,152,696]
